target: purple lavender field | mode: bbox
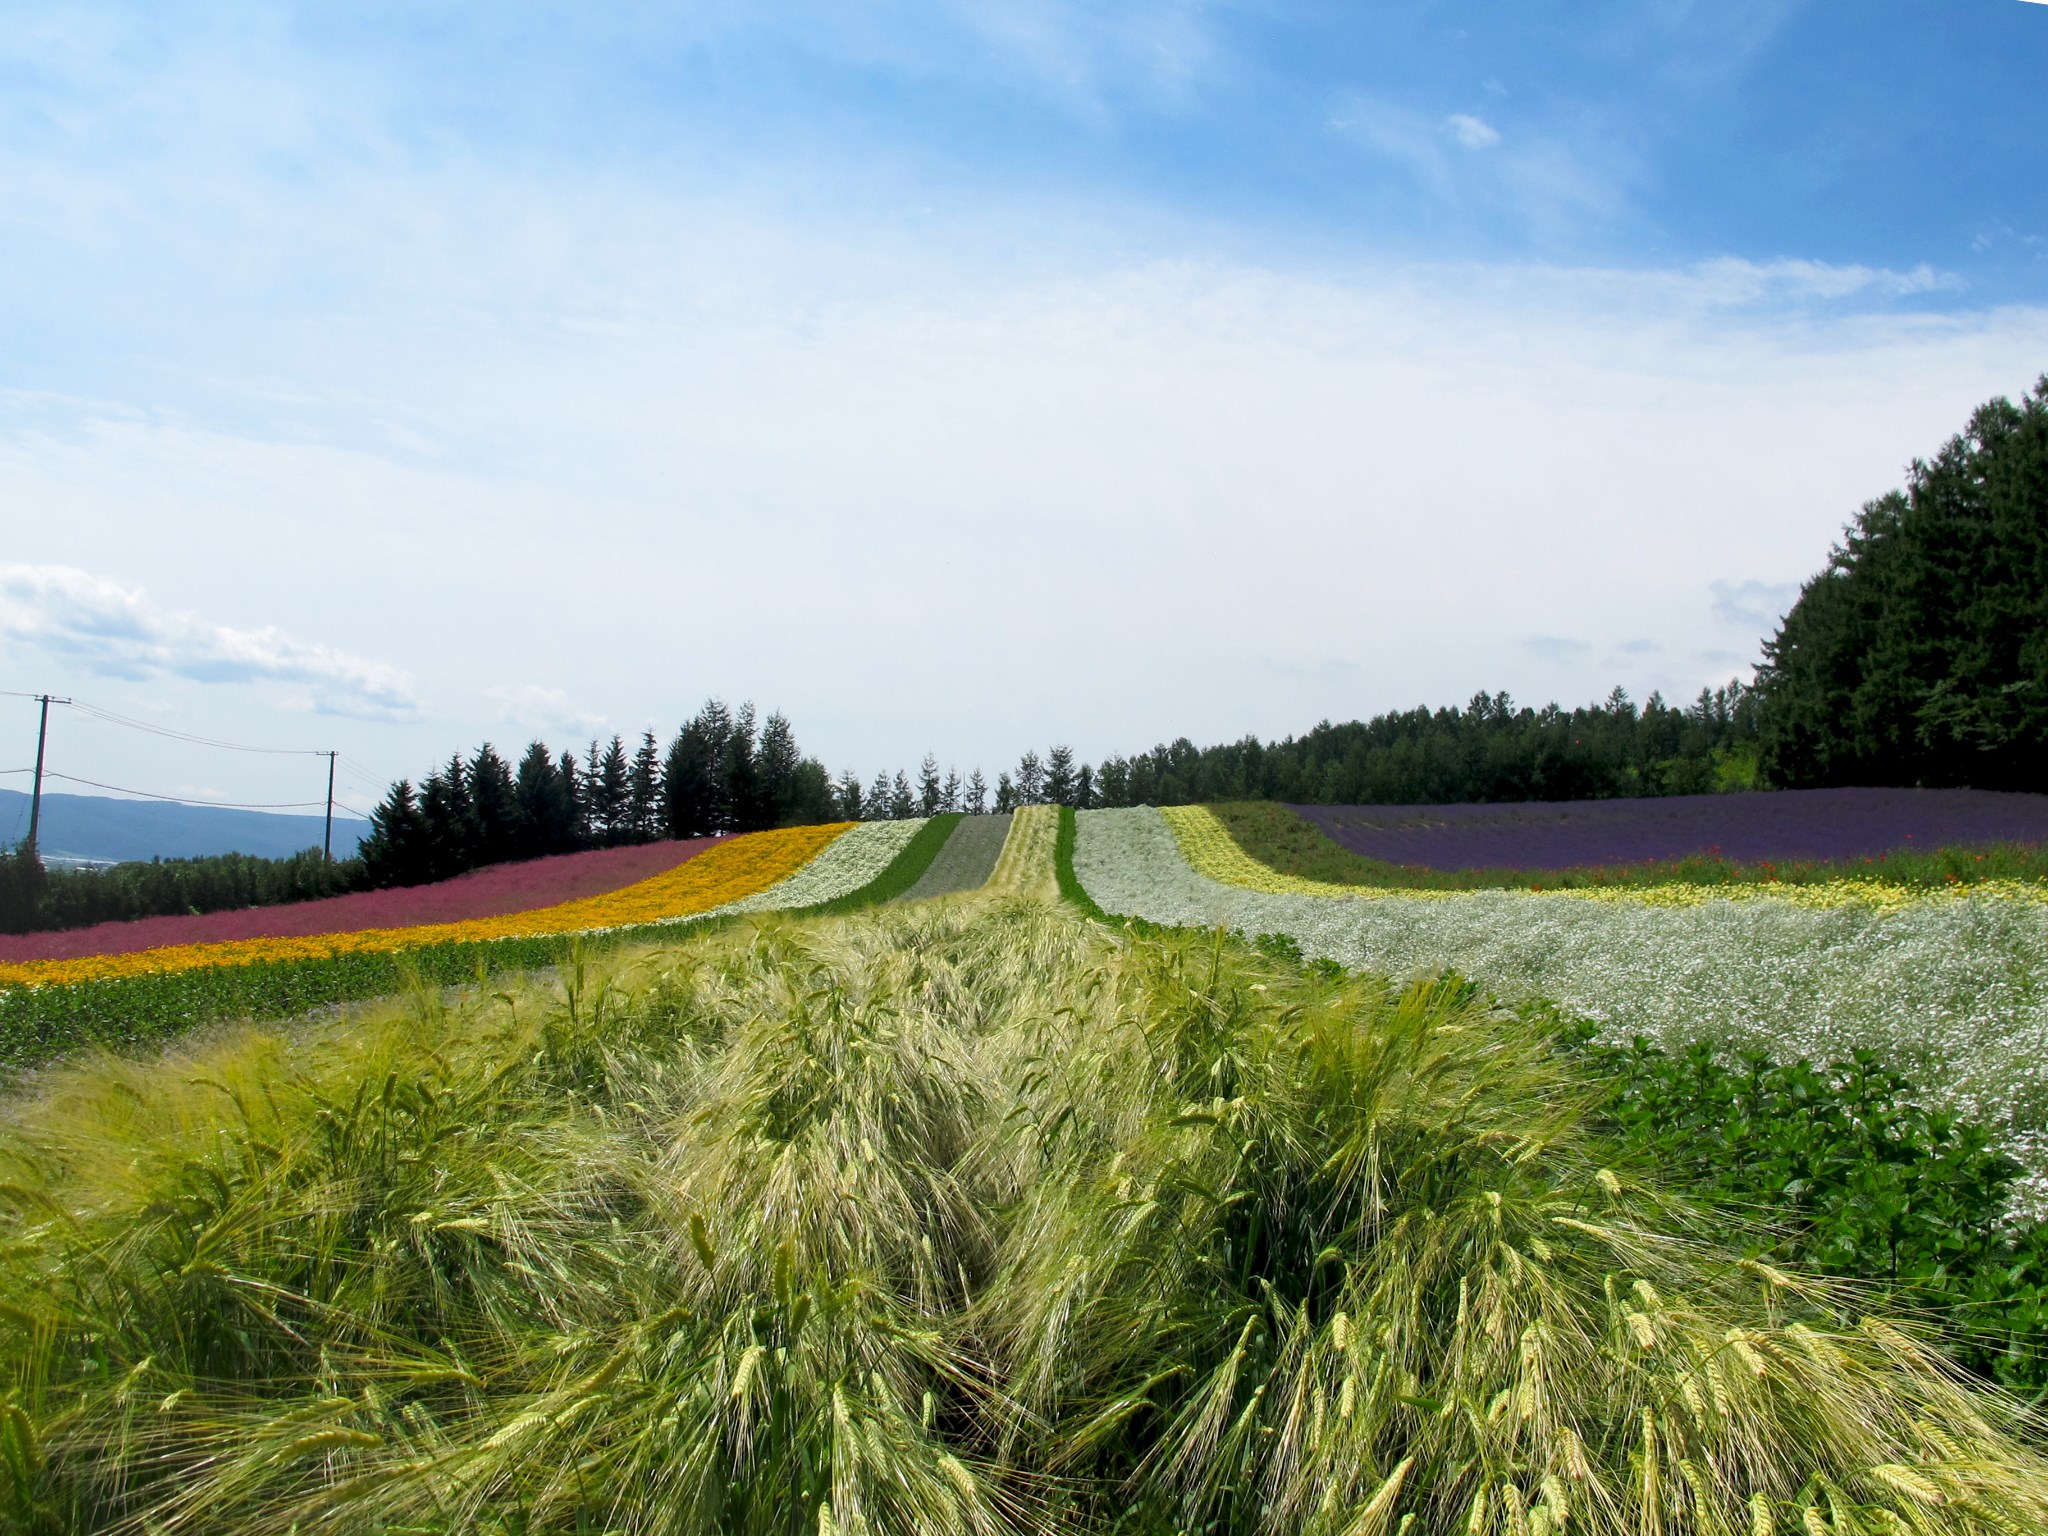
[1288,787,2048,872]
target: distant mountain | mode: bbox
[0,789,368,865]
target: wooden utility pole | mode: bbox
[322,751,338,862]
[25,694,69,860]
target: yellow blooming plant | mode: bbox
[985,804,1060,900]
[1160,804,2048,912]
[0,822,854,992]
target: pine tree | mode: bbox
[889,770,915,820]
[756,713,802,826]
[1075,762,1094,809]
[561,749,591,848]
[359,780,432,887]
[422,755,475,878]
[994,771,1016,814]
[940,768,961,813]
[836,771,865,820]
[692,701,735,833]
[1015,750,1045,805]
[784,759,838,825]
[0,840,47,935]
[1044,745,1077,807]
[917,753,943,816]
[469,745,518,865]
[662,713,718,839]
[724,703,761,832]
[864,772,896,822]
[965,768,987,815]
[626,731,661,842]
[1756,376,2048,790]
[513,742,574,858]
[595,735,631,845]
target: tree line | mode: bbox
[358,700,840,887]
[1752,374,2047,792]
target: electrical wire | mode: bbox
[42,772,338,812]
[61,699,333,757]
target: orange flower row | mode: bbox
[0,823,854,992]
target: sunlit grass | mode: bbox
[1,897,2044,1533]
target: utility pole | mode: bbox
[25,694,70,860]
[322,751,338,862]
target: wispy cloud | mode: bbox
[1710,578,1801,631]
[1444,113,1501,150]
[0,564,419,719]
[483,683,605,739]
[1525,636,1593,662]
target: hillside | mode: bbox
[0,788,367,864]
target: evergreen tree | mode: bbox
[594,735,631,845]
[917,753,943,816]
[1093,756,1131,808]
[994,771,1016,814]
[723,703,761,832]
[940,768,961,813]
[0,841,47,935]
[1015,750,1045,805]
[784,759,838,826]
[468,744,518,865]
[421,756,475,879]
[1075,762,1094,809]
[513,742,574,858]
[755,712,802,826]
[965,768,987,814]
[1044,745,1078,807]
[889,770,915,820]
[864,772,896,822]
[628,731,662,842]
[560,749,591,848]
[359,779,432,887]
[681,701,735,833]
[662,712,718,839]
[836,771,865,821]
[1755,376,2048,790]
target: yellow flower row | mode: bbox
[0,823,854,992]
[985,804,1060,900]
[1161,805,2048,912]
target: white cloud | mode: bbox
[1710,578,1803,632]
[1445,113,1501,150]
[483,683,606,739]
[0,564,419,719]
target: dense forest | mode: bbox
[1088,683,1760,808]
[1753,375,2048,792]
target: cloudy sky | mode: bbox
[3,1,2045,821]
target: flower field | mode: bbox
[723,818,926,911]
[1076,805,2048,1186]
[0,836,727,964]
[1294,785,2048,870]
[0,822,854,992]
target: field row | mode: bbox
[1072,805,2048,1190]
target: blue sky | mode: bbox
[2,1,2046,817]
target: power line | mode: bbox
[62,698,335,757]
[42,771,368,814]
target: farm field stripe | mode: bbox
[1075,805,2048,1190]
[985,804,1059,899]
[0,837,728,965]
[0,823,852,991]
[897,812,1012,901]
[1167,803,2048,911]
[800,815,958,915]
[721,820,925,913]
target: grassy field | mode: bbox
[3,894,2048,1533]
